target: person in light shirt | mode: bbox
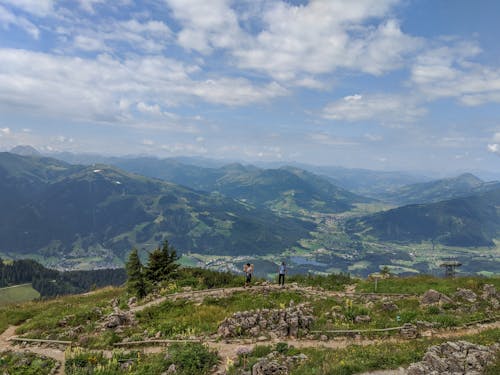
[278,261,287,287]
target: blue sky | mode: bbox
[0,0,499,175]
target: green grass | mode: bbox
[357,275,500,295]
[0,287,124,340]
[291,328,500,375]
[135,291,305,339]
[0,350,56,375]
[0,284,40,305]
[65,343,218,375]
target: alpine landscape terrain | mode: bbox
[0,1,499,374]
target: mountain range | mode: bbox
[0,153,315,261]
[346,187,500,247]
[378,173,500,205]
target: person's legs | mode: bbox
[279,274,285,286]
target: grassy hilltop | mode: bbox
[0,269,498,374]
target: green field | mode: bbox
[0,284,40,305]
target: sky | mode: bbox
[0,0,499,174]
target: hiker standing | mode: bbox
[244,263,253,288]
[278,261,287,287]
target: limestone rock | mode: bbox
[252,359,288,375]
[405,340,498,375]
[482,284,497,300]
[454,288,477,302]
[354,315,371,324]
[217,303,313,338]
[420,289,453,306]
[400,323,418,339]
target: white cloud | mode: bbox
[78,0,104,13]
[0,5,39,38]
[165,0,244,54]
[166,0,420,83]
[0,0,54,17]
[74,35,107,51]
[322,93,426,122]
[137,102,162,116]
[69,19,172,54]
[411,41,500,105]
[0,127,10,135]
[0,48,287,126]
[487,144,499,154]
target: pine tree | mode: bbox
[146,240,179,284]
[126,248,147,298]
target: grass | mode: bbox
[0,284,40,306]
[65,343,218,375]
[357,275,500,295]
[0,350,56,375]
[291,328,500,375]
[0,287,124,340]
[135,290,305,340]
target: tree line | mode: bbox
[0,258,126,297]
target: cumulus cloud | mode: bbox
[411,41,500,105]
[322,93,426,122]
[0,127,10,135]
[165,0,245,54]
[166,0,420,82]
[0,48,287,125]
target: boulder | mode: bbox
[405,341,498,375]
[420,289,453,306]
[354,315,371,324]
[482,284,497,300]
[381,301,399,312]
[252,359,288,375]
[454,288,477,302]
[400,323,418,339]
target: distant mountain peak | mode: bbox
[454,173,483,184]
[10,145,41,156]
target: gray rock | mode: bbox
[420,289,453,306]
[252,359,288,375]
[400,323,419,339]
[482,284,498,300]
[454,288,477,302]
[354,315,371,324]
[405,340,498,374]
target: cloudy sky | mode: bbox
[0,0,499,174]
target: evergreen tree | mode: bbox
[126,248,147,298]
[146,240,179,284]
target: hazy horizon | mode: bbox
[1,0,499,174]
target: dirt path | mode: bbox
[1,320,498,374]
[0,325,65,374]
[127,320,500,374]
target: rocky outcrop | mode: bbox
[217,303,313,338]
[251,351,308,375]
[482,284,498,300]
[102,309,135,329]
[406,341,498,375]
[252,360,289,375]
[420,289,453,306]
[454,288,477,303]
[399,323,418,339]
